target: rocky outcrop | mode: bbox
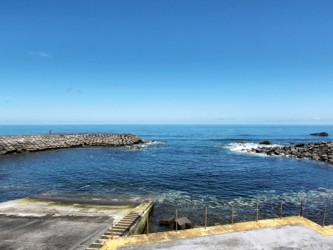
[310,132,329,137]
[259,141,272,145]
[250,141,333,164]
[0,133,144,155]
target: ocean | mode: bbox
[1,124,333,231]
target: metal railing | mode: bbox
[156,198,333,232]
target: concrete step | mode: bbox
[86,200,155,250]
[110,226,127,229]
[108,229,127,233]
[118,220,134,223]
[124,213,139,217]
[123,216,139,220]
[103,231,123,236]
[105,230,123,234]
[112,229,128,233]
[116,224,133,227]
[88,243,104,248]
[114,223,133,227]
[120,218,137,221]
[124,214,139,218]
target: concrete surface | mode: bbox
[101,216,333,250]
[0,198,135,223]
[119,225,333,250]
[0,197,141,250]
[0,215,109,250]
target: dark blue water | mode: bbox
[1,125,333,230]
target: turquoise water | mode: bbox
[1,125,333,230]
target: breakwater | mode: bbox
[250,141,333,164]
[0,133,144,155]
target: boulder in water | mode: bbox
[259,141,272,145]
[310,132,328,137]
[175,217,192,230]
[159,217,175,226]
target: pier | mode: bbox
[0,133,144,155]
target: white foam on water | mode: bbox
[226,188,333,209]
[126,140,164,150]
[144,140,164,145]
[151,188,333,212]
[79,185,91,189]
[225,142,281,156]
[152,190,192,205]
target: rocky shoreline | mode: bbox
[0,133,145,155]
[249,141,333,164]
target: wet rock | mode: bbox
[159,217,175,226]
[175,217,192,230]
[310,132,328,137]
[251,141,333,165]
[259,141,272,145]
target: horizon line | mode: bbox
[0,123,332,126]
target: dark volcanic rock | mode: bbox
[0,133,145,155]
[310,132,329,137]
[159,217,175,226]
[249,141,333,165]
[259,141,272,145]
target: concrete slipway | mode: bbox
[0,197,154,250]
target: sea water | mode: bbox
[1,125,333,230]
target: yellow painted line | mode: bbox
[101,216,333,250]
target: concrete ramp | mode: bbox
[0,197,154,250]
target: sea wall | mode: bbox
[251,141,333,164]
[0,133,144,155]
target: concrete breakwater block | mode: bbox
[0,133,145,155]
[175,217,192,230]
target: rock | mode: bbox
[251,141,333,165]
[310,132,328,137]
[159,217,175,226]
[259,141,272,145]
[175,217,192,230]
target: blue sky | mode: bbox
[1,0,333,124]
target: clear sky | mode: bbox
[1,0,333,124]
